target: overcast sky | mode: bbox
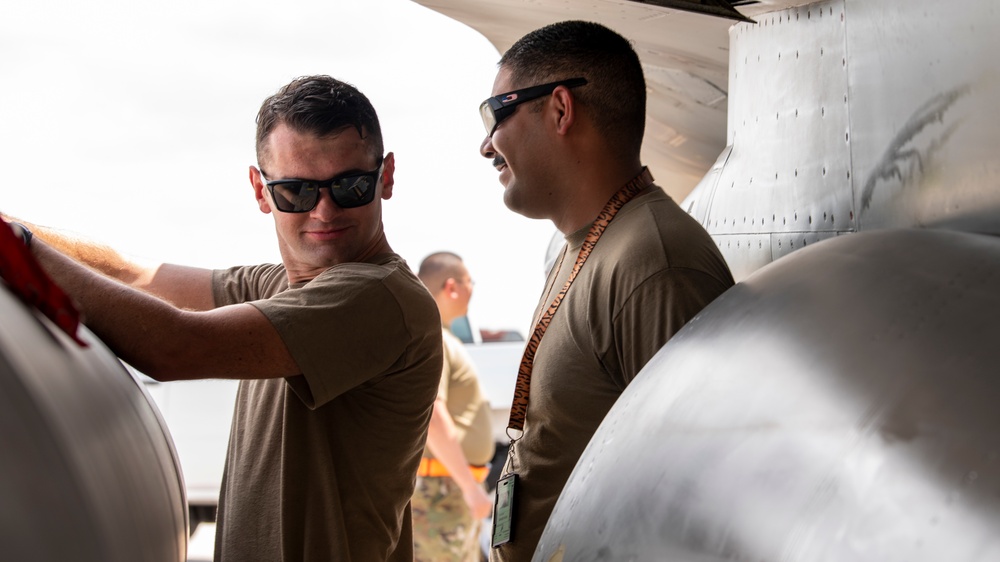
[0,0,557,334]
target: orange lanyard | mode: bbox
[506,167,654,439]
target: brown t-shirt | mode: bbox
[424,327,494,466]
[491,186,734,561]
[211,254,442,562]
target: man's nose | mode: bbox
[479,135,495,159]
[310,187,340,218]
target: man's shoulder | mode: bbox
[307,254,427,296]
[215,262,286,283]
[601,190,732,284]
[620,186,693,230]
[441,327,463,347]
[603,191,706,258]
[310,254,438,319]
[315,253,406,281]
[212,263,288,305]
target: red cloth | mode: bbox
[0,218,87,347]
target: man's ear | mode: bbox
[442,277,460,298]
[550,86,577,136]
[380,151,396,200]
[250,166,272,214]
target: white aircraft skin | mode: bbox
[417,1,1000,560]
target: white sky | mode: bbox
[0,0,557,335]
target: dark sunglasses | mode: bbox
[479,77,588,137]
[259,158,384,212]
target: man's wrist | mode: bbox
[10,222,33,248]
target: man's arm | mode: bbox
[7,218,214,311]
[425,398,493,519]
[613,268,732,386]
[33,239,299,382]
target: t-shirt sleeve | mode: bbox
[606,267,730,388]
[438,332,452,401]
[250,267,414,409]
[212,264,287,307]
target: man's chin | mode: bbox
[497,162,514,186]
[502,188,535,220]
[501,185,517,212]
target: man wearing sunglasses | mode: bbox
[5,76,442,561]
[478,21,734,561]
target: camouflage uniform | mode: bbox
[412,327,493,561]
[412,476,483,562]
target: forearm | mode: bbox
[426,401,493,518]
[30,239,296,381]
[33,240,184,373]
[7,218,147,283]
[425,400,484,493]
[6,216,214,311]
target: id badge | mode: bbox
[491,473,517,547]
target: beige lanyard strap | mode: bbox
[506,167,654,440]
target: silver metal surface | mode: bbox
[0,287,187,561]
[685,0,1000,281]
[539,229,1000,561]
[847,0,1000,233]
[687,0,856,280]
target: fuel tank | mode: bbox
[0,284,187,561]
[538,228,1000,561]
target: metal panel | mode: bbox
[771,229,842,261]
[683,143,732,224]
[845,0,1000,232]
[538,229,1000,561]
[710,0,855,243]
[714,232,773,280]
[0,287,187,562]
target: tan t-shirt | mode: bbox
[211,254,442,562]
[424,327,494,466]
[491,186,734,561]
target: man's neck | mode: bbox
[283,238,394,285]
[552,164,647,235]
[439,309,461,328]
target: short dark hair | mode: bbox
[255,75,384,167]
[418,252,465,291]
[500,21,646,157]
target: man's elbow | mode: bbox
[129,360,192,383]
[121,345,207,382]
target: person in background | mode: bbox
[414,251,496,561]
[477,20,735,560]
[3,75,442,562]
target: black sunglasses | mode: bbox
[479,77,588,137]
[259,158,384,212]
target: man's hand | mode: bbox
[425,398,493,519]
[461,481,493,520]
